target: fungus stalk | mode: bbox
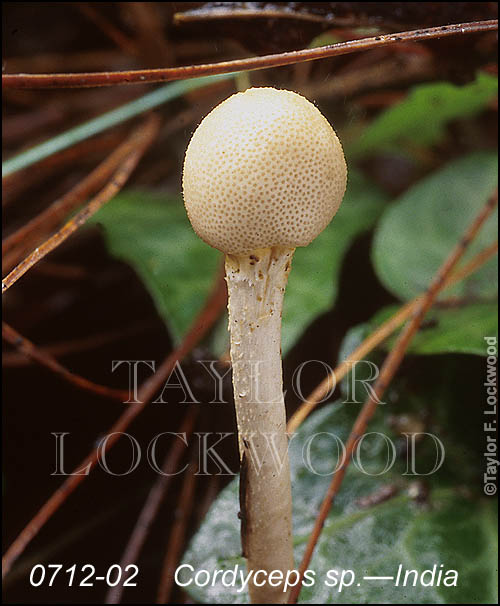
[183,87,347,603]
[226,246,294,603]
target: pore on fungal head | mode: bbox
[182,87,347,255]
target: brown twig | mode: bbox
[2,322,152,367]
[105,407,199,604]
[2,269,227,578]
[287,239,499,434]
[156,460,198,604]
[3,104,204,260]
[2,21,496,89]
[2,322,129,401]
[173,7,333,25]
[2,114,160,294]
[288,189,498,604]
[173,4,497,30]
[2,121,147,259]
[2,132,122,208]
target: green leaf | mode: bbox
[369,302,498,356]
[301,492,497,604]
[336,320,494,485]
[281,170,388,352]
[182,403,498,603]
[350,72,498,157]
[372,152,498,302]
[91,192,220,344]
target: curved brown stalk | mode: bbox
[2,322,152,367]
[2,124,144,260]
[2,114,160,294]
[2,132,122,208]
[2,21,496,89]
[2,322,129,401]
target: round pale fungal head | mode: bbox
[182,87,347,254]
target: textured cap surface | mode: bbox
[182,87,347,254]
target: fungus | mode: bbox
[183,87,347,603]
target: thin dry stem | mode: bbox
[174,7,332,25]
[2,21,496,89]
[3,322,151,367]
[2,322,129,401]
[2,131,122,209]
[2,123,145,259]
[2,114,160,294]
